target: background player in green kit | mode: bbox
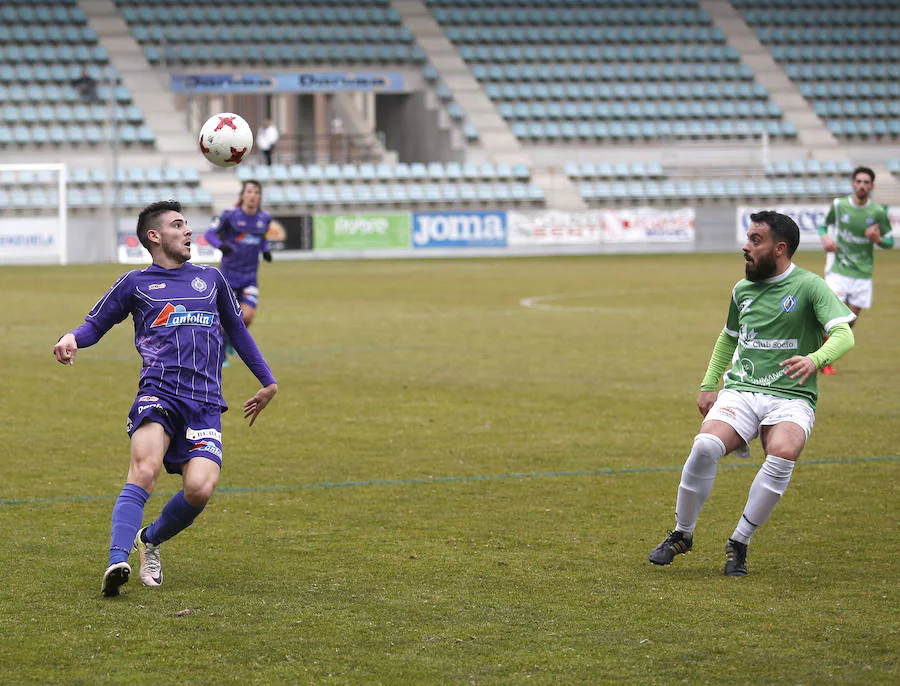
[649,211,856,576]
[817,166,894,373]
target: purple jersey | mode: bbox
[70,262,276,409]
[204,206,271,290]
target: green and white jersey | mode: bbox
[821,196,893,279]
[722,264,854,409]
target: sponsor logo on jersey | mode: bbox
[138,403,164,414]
[742,338,798,350]
[738,298,753,313]
[190,440,223,459]
[148,283,166,290]
[151,303,215,328]
[781,295,797,313]
[191,277,208,292]
[236,232,262,245]
[138,395,159,402]
[186,427,222,442]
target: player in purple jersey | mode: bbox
[204,180,272,364]
[52,200,278,597]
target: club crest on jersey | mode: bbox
[781,294,797,313]
[151,303,215,328]
[191,277,208,292]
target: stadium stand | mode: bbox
[0,165,211,215]
[0,0,153,149]
[234,161,544,209]
[564,157,863,205]
[733,0,900,140]
[113,0,427,67]
[425,0,796,144]
[2,0,898,220]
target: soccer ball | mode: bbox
[199,112,253,167]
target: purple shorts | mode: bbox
[233,284,259,308]
[126,392,223,474]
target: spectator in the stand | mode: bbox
[71,68,100,102]
[257,118,279,166]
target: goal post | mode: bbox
[0,162,68,265]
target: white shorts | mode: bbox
[705,389,816,448]
[825,271,872,309]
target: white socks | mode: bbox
[675,433,726,534]
[731,455,795,545]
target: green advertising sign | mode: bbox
[313,214,411,250]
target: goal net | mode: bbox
[0,163,67,265]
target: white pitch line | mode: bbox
[519,290,631,313]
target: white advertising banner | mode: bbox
[117,232,221,264]
[508,208,695,245]
[735,204,900,249]
[0,218,64,264]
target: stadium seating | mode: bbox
[426,0,794,143]
[233,161,543,209]
[0,166,211,213]
[114,0,426,66]
[733,0,900,140]
[566,158,856,205]
[0,0,152,148]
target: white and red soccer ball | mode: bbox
[199,112,253,167]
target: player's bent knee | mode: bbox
[127,460,161,490]
[693,433,727,458]
[184,481,217,506]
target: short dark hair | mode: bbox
[749,210,800,257]
[136,199,182,251]
[852,166,875,182]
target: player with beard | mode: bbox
[648,211,855,576]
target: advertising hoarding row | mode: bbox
[111,208,697,263]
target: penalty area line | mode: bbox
[1,455,898,507]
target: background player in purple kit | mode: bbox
[204,180,272,364]
[52,200,278,597]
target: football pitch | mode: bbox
[1,251,898,684]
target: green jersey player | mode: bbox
[817,166,894,373]
[649,211,855,576]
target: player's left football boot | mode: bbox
[133,527,163,587]
[724,539,748,576]
[101,562,131,597]
[649,530,693,565]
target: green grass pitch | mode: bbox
[1,251,897,684]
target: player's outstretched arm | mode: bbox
[52,333,78,365]
[243,383,278,427]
